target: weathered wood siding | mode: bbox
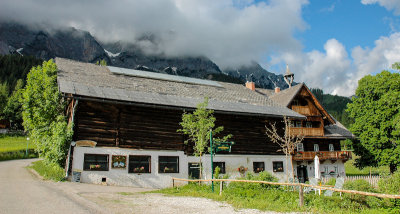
[73,100,282,155]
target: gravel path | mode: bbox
[0,159,281,214]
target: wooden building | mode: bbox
[57,58,353,188]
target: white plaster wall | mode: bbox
[72,147,294,188]
[293,160,346,180]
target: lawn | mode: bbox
[0,135,34,152]
[345,155,389,176]
[156,183,394,214]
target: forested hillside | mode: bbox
[311,88,353,128]
[0,54,43,95]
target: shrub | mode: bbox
[325,178,336,186]
[378,172,400,210]
[343,179,382,208]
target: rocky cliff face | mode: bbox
[0,22,292,89]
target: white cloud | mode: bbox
[271,33,400,96]
[361,0,400,15]
[0,0,308,68]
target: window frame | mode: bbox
[128,155,151,173]
[314,144,320,152]
[213,162,226,174]
[273,161,284,172]
[329,144,334,152]
[253,162,265,173]
[297,143,304,152]
[158,156,179,173]
[83,154,109,171]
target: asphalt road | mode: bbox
[0,159,98,214]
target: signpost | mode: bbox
[210,129,234,192]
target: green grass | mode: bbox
[345,156,389,176]
[155,183,397,214]
[0,134,38,161]
[0,135,35,152]
[28,160,65,181]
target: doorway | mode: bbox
[188,163,201,179]
[297,165,308,183]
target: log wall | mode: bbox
[73,100,283,155]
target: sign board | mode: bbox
[214,141,234,152]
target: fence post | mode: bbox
[299,184,304,207]
[220,181,223,196]
[172,178,175,188]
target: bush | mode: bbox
[343,179,382,208]
[325,178,336,186]
[378,172,400,210]
[29,160,65,181]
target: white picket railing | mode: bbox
[322,175,381,187]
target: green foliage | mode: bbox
[343,180,383,209]
[378,172,400,194]
[0,135,34,152]
[0,54,43,95]
[345,155,390,176]
[347,66,400,172]
[157,179,396,213]
[325,178,336,186]
[22,60,72,166]
[96,59,107,66]
[0,82,9,112]
[229,171,278,190]
[2,79,24,129]
[29,160,65,181]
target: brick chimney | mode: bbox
[275,87,280,93]
[245,81,255,91]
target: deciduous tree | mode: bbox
[22,60,72,166]
[347,64,400,173]
[178,97,231,179]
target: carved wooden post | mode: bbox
[219,181,223,195]
[299,184,304,207]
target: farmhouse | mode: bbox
[56,58,353,188]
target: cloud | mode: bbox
[361,0,400,15]
[271,33,400,96]
[0,0,308,68]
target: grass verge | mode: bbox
[0,135,35,152]
[28,160,65,181]
[155,183,397,214]
[345,156,389,176]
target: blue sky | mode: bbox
[1,0,400,96]
[300,0,398,53]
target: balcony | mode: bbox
[289,127,324,137]
[291,105,311,115]
[292,151,352,161]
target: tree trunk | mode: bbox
[389,164,397,174]
[199,153,203,181]
[286,153,289,183]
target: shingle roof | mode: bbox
[56,58,305,118]
[266,83,304,107]
[324,116,355,139]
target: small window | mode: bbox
[83,154,109,171]
[273,161,284,172]
[329,144,334,151]
[289,121,295,127]
[213,162,226,174]
[159,156,179,173]
[297,143,304,152]
[129,156,151,173]
[253,162,265,173]
[295,121,302,127]
[314,144,319,152]
[292,99,300,106]
[306,121,312,128]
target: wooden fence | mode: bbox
[172,177,400,207]
[322,175,381,187]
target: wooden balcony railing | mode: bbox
[291,105,311,115]
[289,127,324,136]
[292,151,352,161]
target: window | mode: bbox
[329,144,334,151]
[295,121,302,127]
[306,121,312,128]
[129,156,151,173]
[213,162,226,174]
[83,154,109,171]
[314,144,319,152]
[159,156,179,173]
[297,143,304,152]
[289,121,295,127]
[273,161,284,172]
[253,162,265,173]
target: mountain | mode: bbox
[0,22,290,89]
